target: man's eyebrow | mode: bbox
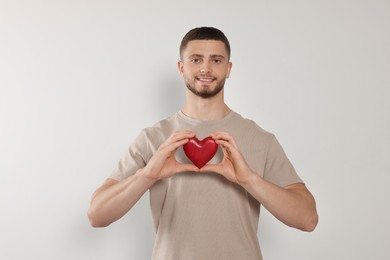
[188,54,226,59]
[210,54,226,60]
[188,54,204,58]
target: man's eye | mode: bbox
[213,59,222,64]
[191,59,200,63]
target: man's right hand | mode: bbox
[88,130,199,227]
[142,130,199,181]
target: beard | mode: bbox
[185,77,226,99]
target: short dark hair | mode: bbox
[180,27,231,60]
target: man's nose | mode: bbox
[200,62,210,73]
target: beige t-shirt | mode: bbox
[110,110,302,260]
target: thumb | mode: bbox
[177,163,200,173]
[199,163,221,173]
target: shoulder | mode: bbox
[139,113,179,141]
[230,111,275,142]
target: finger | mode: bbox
[215,139,242,160]
[160,131,195,150]
[165,131,195,147]
[210,131,228,139]
[211,132,238,148]
[160,138,191,156]
[215,140,229,157]
[215,139,235,151]
[170,130,196,141]
[200,163,221,173]
[176,163,200,173]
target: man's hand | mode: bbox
[88,130,199,227]
[200,131,318,231]
[143,130,199,181]
[200,132,256,185]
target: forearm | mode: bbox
[88,169,156,227]
[242,173,318,232]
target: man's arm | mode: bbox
[87,131,199,227]
[201,132,318,232]
[242,178,318,231]
[87,171,155,227]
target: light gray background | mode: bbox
[1,0,389,259]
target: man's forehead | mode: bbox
[184,40,228,57]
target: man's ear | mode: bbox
[178,60,184,76]
[226,62,233,78]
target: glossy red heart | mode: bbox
[183,136,218,168]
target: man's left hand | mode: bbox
[200,132,256,185]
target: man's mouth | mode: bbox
[195,76,216,83]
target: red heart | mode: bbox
[183,136,218,168]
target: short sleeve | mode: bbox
[109,130,149,181]
[263,136,303,187]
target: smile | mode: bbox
[195,76,216,83]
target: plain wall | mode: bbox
[1,0,389,259]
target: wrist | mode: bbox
[239,170,261,188]
[137,168,159,186]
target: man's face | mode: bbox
[178,40,232,99]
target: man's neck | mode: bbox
[181,92,231,121]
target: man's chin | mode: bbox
[189,87,224,99]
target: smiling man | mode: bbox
[88,27,318,260]
[179,39,231,99]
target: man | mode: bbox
[88,27,318,260]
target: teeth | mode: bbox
[197,77,214,82]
